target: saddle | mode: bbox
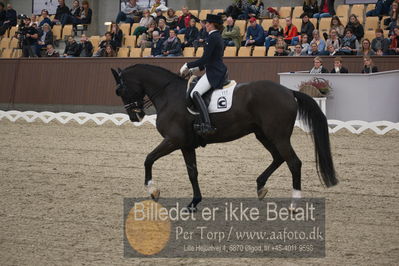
[186,73,232,112]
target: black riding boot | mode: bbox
[192,91,216,136]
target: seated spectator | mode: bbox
[383,1,398,28]
[308,42,320,55]
[330,57,348,73]
[274,45,289,56]
[388,26,399,54]
[326,44,338,55]
[308,30,326,54]
[276,35,288,50]
[300,33,310,54]
[362,56,378,73]
[154,8,166,24]
[133,9,154,36]
[302,0,319,18]
[116,0,140,24]
[176,7,199,34]
[239,0,264,20]
[357,39,375,56]
[150,0,168,17]
[225,0,246,19]
[44,44,60,57]
[110,22,123,48]
[330,15,345,38]
[30,14,40,28]
[160,29,182,56]
[37,23,54,55]
[244,17,264,46]
[371,29,390,55]
[61,0,81,26]
[310,56,329,73]
[345,14,364,41]
[76,1,92,25]
[138,21,159,48]
[283,17,299,45]
[157,18,170,40]
[325,29,341,52]
[366,0,394,17]
[39,9,52,28]
[52,0,69,25]
[182,18,199,48]
[299,14,315,42]
[222,16,241,48]
[63,36,80,57]
[289,44,306,56]
[99,31,117,51]
[313,0,335,19]
[99,44,116,57]
[0,3,17,36]
[165,8,178,29]
[193,20,208,48]
[339,28,359,55]
[0,3,5,27]
[78,34,93,57]
[151,31,164,57]
[265,17,283,49]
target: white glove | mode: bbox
[180,63,189,76]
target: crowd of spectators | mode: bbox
[1,0,399,59]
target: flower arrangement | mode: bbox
[298,78,332,97]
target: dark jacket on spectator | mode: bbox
[371,36,390,54]
[55,4,70,20]
[5,8,17,26]
[0,9,6,25]
[79,41,93,57]
[45,50,60,57]
[274,50,289,56]
[112,29,123,48]
[64,41,80,56]
[331,67,349,73]
[155,15,166,25]
[197,28,208,41]
[81,8,92,24]
[301,21,315,41]
[70,7,81,17]
[319,0,335,15]
[162,37,182,55]
[345,22,364,41]
[99,40,117,51]
[39,17,52,28]
[177,13,199,29]
[151,39,164,56]
[39,30,54,45]
[184,26,199,46]
[267,26,283,38]
[158,26,170,40]
[303,2,319,17]
[362,66,378,73]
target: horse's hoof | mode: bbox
[150,189,161,202]
[289,202,299,213]
[257,187,268,200]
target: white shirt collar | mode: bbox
[209,30,218,35]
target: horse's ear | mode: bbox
[117,68,123,74]
[111,68,120,84]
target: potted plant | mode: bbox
[298,78,332,97]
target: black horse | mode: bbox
[111,64,338,209]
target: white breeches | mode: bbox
[190,73,212,98]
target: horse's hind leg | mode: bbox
[274,139,303,208]
[181,148,201,211]
[255,133,284,200]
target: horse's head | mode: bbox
[111,68,146,122]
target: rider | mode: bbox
[180,14,227,136]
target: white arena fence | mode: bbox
[0,110,398,135]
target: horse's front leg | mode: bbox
[144,138,178,201]
[181,148,202,212]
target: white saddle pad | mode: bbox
[208,81,236,113]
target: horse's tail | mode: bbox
[293,90,338,188]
